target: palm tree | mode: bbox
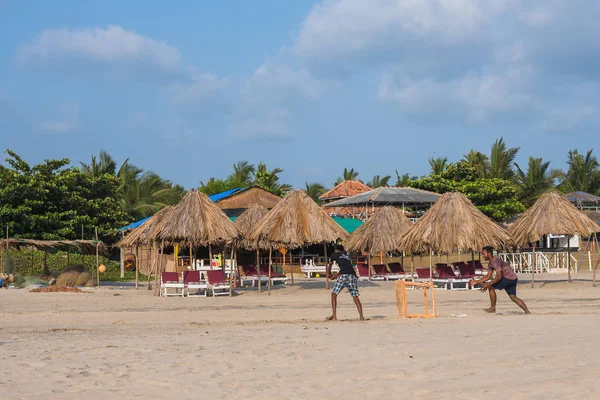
[252,162,291,196]
[514,157,557,207]
[304,182,326,203]
[489,138,519,180]
[335,168,359,184]
[462,149,489,178]
[367,175,391,188]
[228,161,255,185]
[395,170,411,187]
[558,149,600,194]
[121,172,185,219]
[79,150,117,177]
[428,157,448,175]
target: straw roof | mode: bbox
[397,192,512,253]
[319,180,371,201]
[509,191,600,247]
[1,239,106,255]
[150,190,240,246]
[234,205,272,250]
[117,206,174,248]
[250,190,349,248]
[214,187,282,210]
[345,206,412,253]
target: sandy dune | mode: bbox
[1,275,600,399]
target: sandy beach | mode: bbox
[2,275,600,400]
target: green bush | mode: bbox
[4,249,149,282]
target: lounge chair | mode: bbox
[468,260,487,275]
[259,264,288,285]
[357,263,385,281]
[206,270,230,296]
[161,272,185,297]
[184,270,207,297]
[435,264,471,290]
[387,262,408,280]
[415,268,448,290]
[373,264,396,280]
[456,263,476,279]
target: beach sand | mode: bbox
[1,275,600,399]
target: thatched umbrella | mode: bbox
[509,191,599,284]
[345,206,412,276]
[250,190,349,294]
[397,192,512,279]
[234,205,271,292]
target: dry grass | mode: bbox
[251,190,348,248]
[117,205,174,247]
[56,271,93,287]
[0,239,105,255]
[151,189,240,247]
[398,191,512,253]
[215,187,282,210]
[234,205,272,250]
[30,286,86,293]
[345,206,412,253]
[509,191,600,247]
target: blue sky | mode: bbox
[1,0,599,189]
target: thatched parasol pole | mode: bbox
[154,241,164,296]
[95,228,99,287]
[229,246,235,296]
[531,242,536,289]
[268,247,272,295]
[593,233,599,287]
[567,235,572,283]
[367,252,372,279]
[135,245,139,289]
[324,243,329,290]
[256,248,261,293]
[189,245,193,272]
[147,241,155,288]
[208,244,212,270]
[411,254,415,282]
[429,250,433,283]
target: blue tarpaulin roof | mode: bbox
[208,188,244,202]
[118,216,151,231]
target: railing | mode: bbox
[498,252,578,274]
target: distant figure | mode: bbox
[327,244,365,321]
[470,246,531,314]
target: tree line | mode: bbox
[1,138,599,239]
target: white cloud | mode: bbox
[38,102,81,133]
[17,26,186,81]
[169,71,230,105]
[540,106,596,132]
[519,7,553,26]
[294,0,515,61]
[227,108,292,140]
[378,64,533,121]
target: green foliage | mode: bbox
[557,149,600,194]
[0,150,131,240]
[367,175,391,188]
[252,162,291,196]
[489,137,519,180]
[81,150,185,220]
[7,249,147,282]
[514,157,557,207]
[462,149,489,178]
[428,157,448,175]
[407,161,525,221]
[335,168,359,184]
[199,177,248,196]
[304,182,326,204]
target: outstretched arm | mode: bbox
[470,269,493,286]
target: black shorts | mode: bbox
[493,278,518,296]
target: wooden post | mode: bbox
[208,245,213,270]
[119,238,125,278]
[189,245,193,272]
[147,242,155,288]
[324,243,329,290]
[411,254,415,282]
[531,243,536,289]
[367,252,372,279]
[135,245,139,290]
[567,235,572,283]
[229,246,235,296]
[154,241,164,296]
[256,248,261,293]
[95,228,99,287]
[268,248,272,295]
[429,250,433,283]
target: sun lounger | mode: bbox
[357,263,385,281]
[206,270,230,296]
[387,262,408,280]
[456,263,476,279]
[161,272,185,297]
[239,265,265,287]
[183,270,207,297]
[415,268,448,290]
[435,264,471,290]
[467,260,487,275]
[373,264,396,280]
[259,264,288,285]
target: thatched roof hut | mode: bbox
[397,192,511,253]
[234,205,271,250]
[151,189,240,247]
[117,206,173,248]
[345,206,412,253]
[251,190,348,248]
[509,192,599,247]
